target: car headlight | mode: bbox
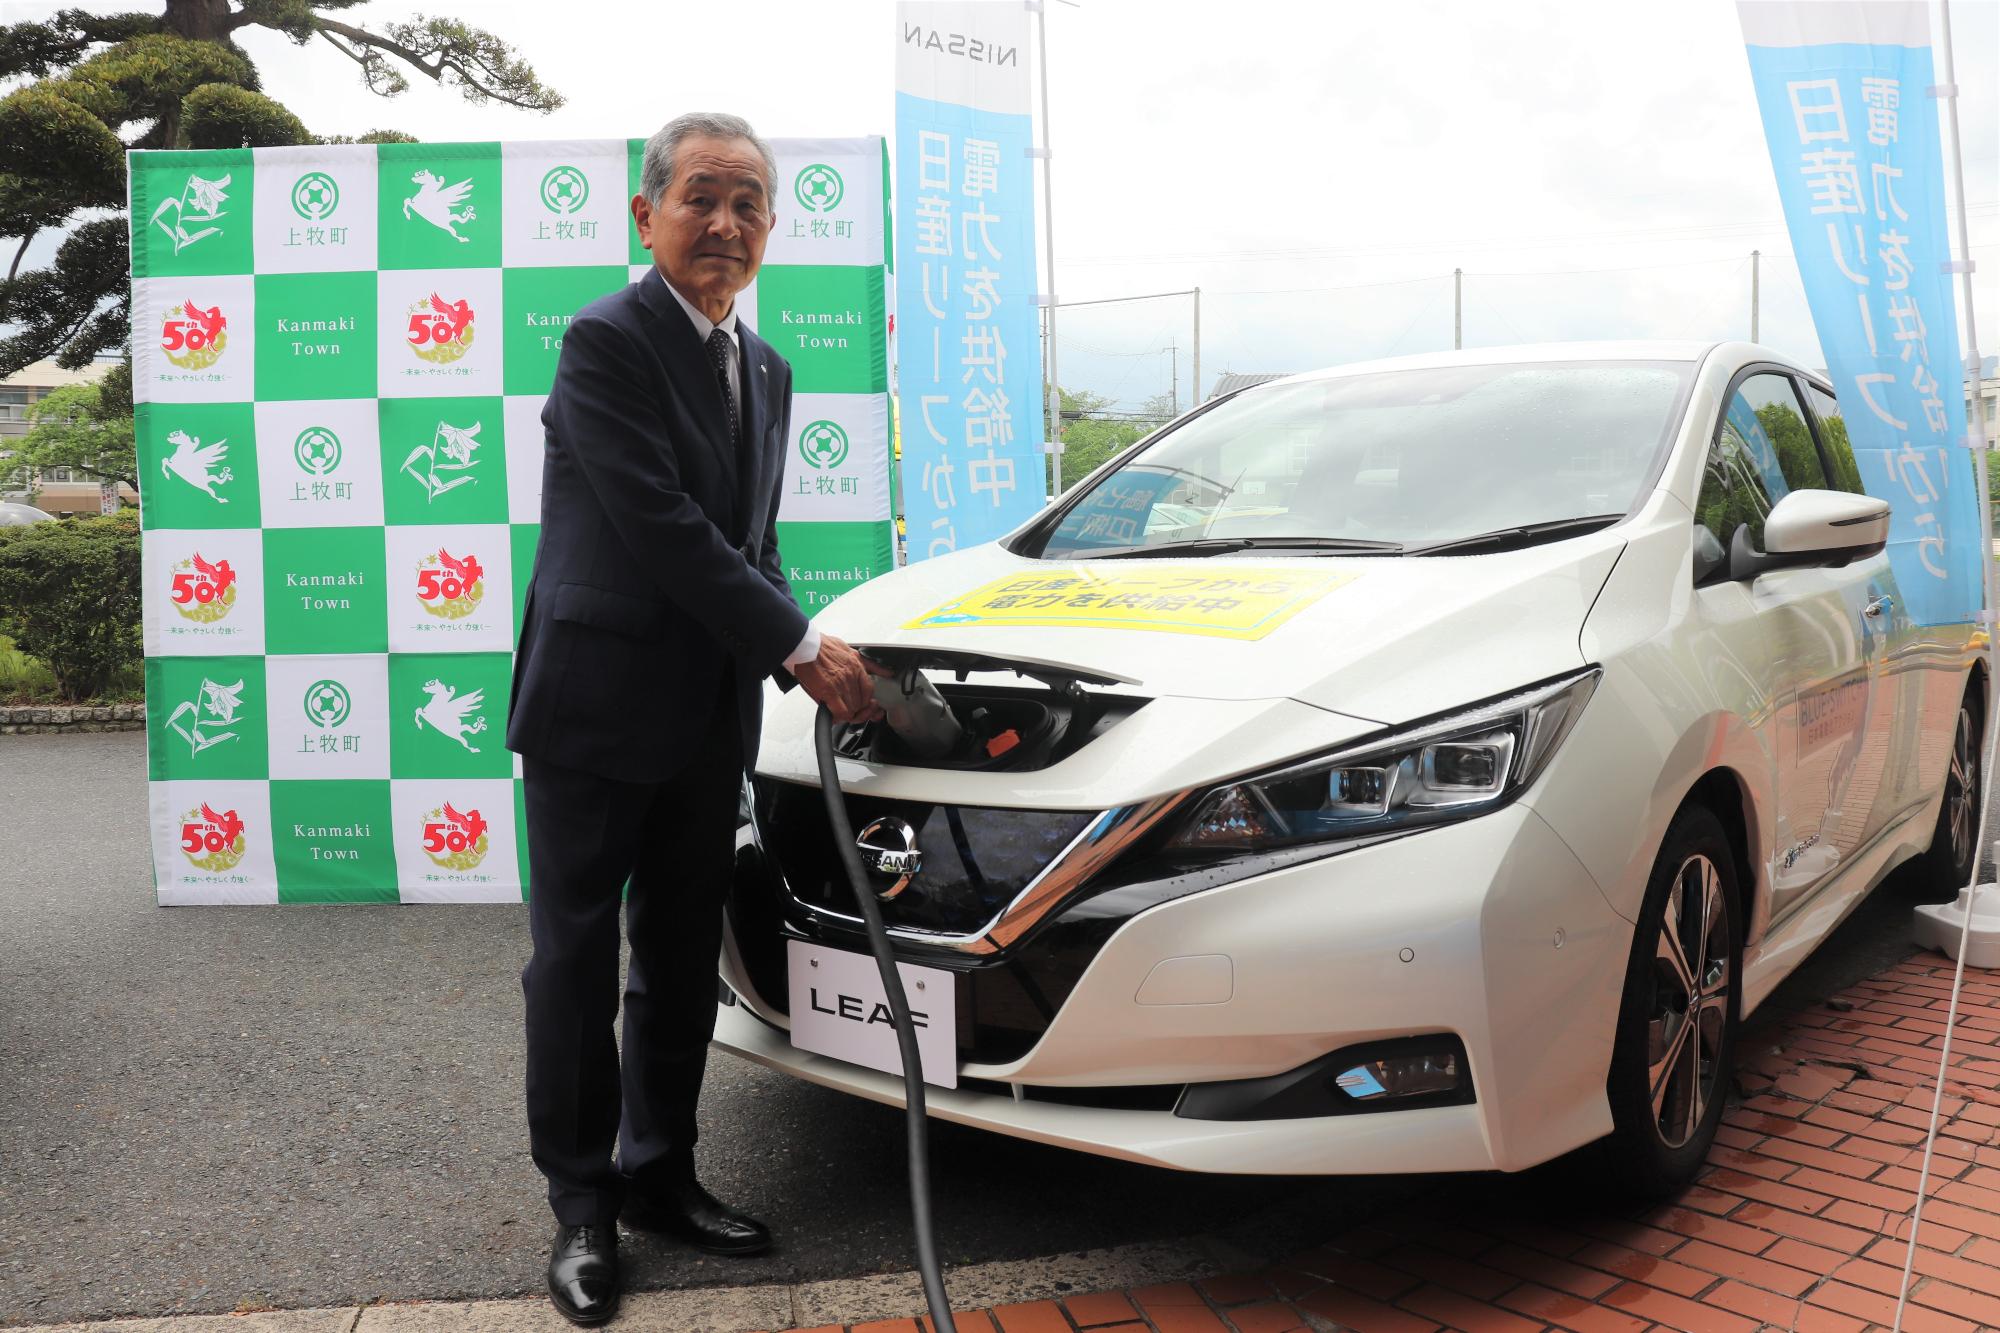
[1167,668,1600,854]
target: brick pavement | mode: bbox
[753,952,2000,1333]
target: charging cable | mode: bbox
[814,704,957,1333]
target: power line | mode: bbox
[1075,245,1999,305]
[1052,289,1195,309]
[1059,335,1174,357]
[1204,273,1447,298]
[1060,203,2000,268]
[1467,254,1778,279]
[1176,255,1745,301]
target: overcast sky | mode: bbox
[9,0,1998,411]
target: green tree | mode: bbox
[1754,401,1824,488]
[0,2,562,375]
[1818,412,1864,492]
[11,358,139,494]
[0,509,142,699]
[1047,386,1161,492]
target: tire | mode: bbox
[1912,681,1984,898]
[1600,803,1742,1199]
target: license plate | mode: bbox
[787,939,958,1089]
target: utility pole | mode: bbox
[1453,267,1463,350]
[1192,286,1202,405]
[1169,339,1178,418]
[1751,249,1761,343]
[1048,286,1203,412]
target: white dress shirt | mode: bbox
[660,275,821,669]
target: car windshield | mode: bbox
[1031,359,1694,559]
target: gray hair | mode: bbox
[639,112,778,207]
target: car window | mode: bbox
[1696,416,1776,555]
[1698,373,1826,556]
[1804,382,1865,493]
[1034,361,1693,557]
[1737,373,1828,491]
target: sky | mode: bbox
[7,0,1998,412]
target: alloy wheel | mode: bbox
[1648,854,1732,1149]
[1946,705,1978,872]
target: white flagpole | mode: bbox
[1033,0,1061,496]
[1891,5,1992,1329]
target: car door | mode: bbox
[1800,379,1938,822]
[1723,371,1893,919]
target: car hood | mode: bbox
[814,535,1624,726]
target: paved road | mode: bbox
[0,732,1973,1325]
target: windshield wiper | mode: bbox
[1406,514,1625,556]
[1082,536,1406,559]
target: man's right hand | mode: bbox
[793,634,891,724]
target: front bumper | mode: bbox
[718,797,1633,1175]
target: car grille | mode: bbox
[732,780,1217,1065]
[752,778,1097,939]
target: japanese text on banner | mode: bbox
[1742,9,1978,626]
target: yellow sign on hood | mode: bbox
[904,564,1358,640]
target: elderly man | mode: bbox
[506,112,886,1326]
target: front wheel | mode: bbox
[1911,682,1984,897]
[1600,803,1741,1198]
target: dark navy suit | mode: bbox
[507,265,804,1227]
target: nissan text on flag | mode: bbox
[718,342,1983,1193]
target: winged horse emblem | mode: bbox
[192,551,236,594]
[199,803,245,848]
[438,549,484,589]
[161,429,232,501]
[414,679,488,753]
[182,300,227,344]
[402,170,477,242]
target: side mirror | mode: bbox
[1729,488,1890,581]
[1764,488,1891,558]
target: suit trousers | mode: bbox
[520,671,744,1227]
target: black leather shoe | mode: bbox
[546,1223,620,1326]
[621,1176,772,1255]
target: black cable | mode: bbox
[815,705,956,1333]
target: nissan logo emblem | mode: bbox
[855,816,921,900]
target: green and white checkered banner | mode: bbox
[131,137,893,905]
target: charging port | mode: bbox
[835,649,1149,773]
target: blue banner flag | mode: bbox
[1739,1,1979,626]
[895,1,1047,561]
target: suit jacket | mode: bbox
[506,266,807,784]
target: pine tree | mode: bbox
[0,2,563,375]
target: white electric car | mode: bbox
[716,341,1983,1193]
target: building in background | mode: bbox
[1206,371,1289,401]
[1977,355,1998,449]
[0,359,134,516]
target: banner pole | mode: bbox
[1750,249,1760,343]
[1192,285,1201,406]
[1932,0,1991,619]
[1034,0,1061,496]
[1891,6,1993,1327]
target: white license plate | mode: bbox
[787,939,958,1089]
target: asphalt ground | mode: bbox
[0,732,1971,1326]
